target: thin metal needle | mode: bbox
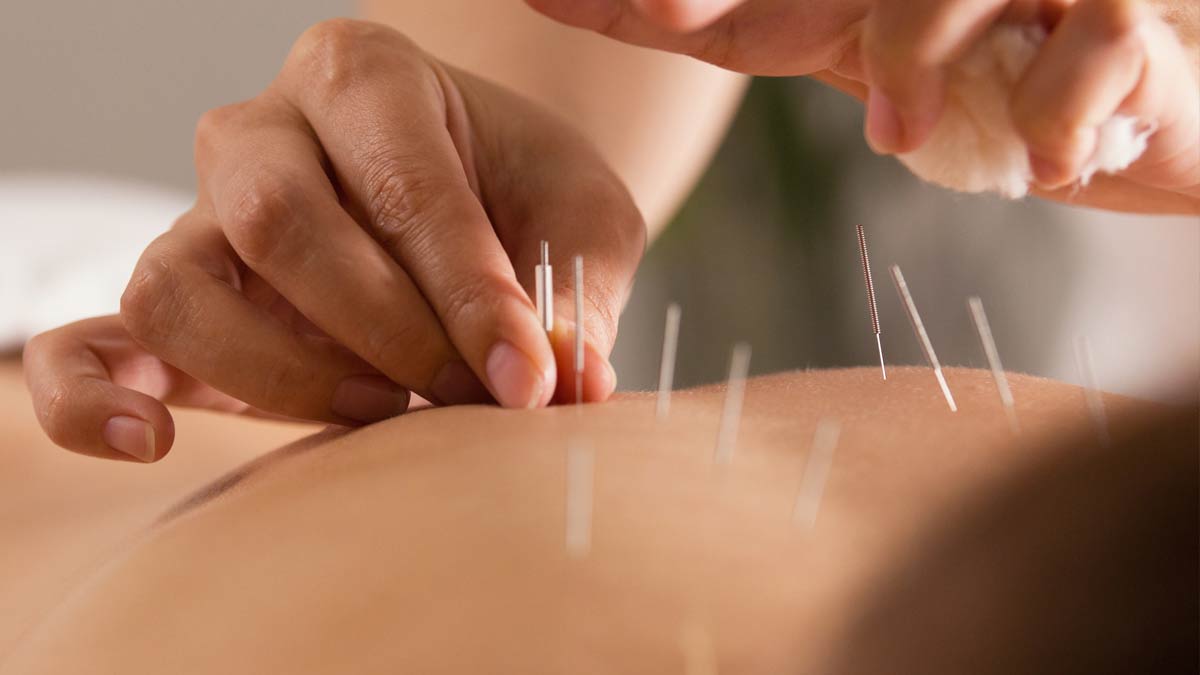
[565,440,594,558]
[574,255,584,407]
[679,619,719,675]
[856,225,886,380]
[535,241,553,333]
[968,297,1019,433]
[889,265,957,412]
[656,303,682,421]
[793,419,841,528]
[714,342,752,464]
[1074,336,1111,448]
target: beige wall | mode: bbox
[0,0,353,189]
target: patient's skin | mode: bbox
[0,367,1172,674]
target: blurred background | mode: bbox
[2,0,1197,404]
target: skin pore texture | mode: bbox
[2,365,1189,674]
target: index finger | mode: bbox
[23,316,176,462]
[275,20,556,409]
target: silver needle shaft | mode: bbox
[714,342,751,464]
[573,255,584,407]
[656,303,682,421]
[889,265,957,412]
[794,419,841,528]
[535,241,553,332]
[856,225,886,380]
[968,297,1019,433]
[1074,336,1111,448]
[679,619,719,675]
[565,440,594,558]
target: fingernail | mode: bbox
[332,375,410,423]
[1029,152,1069,188]
[866,88,904,154]
[103,416,156,463]
[486,340,546,409]
[430,360,493,405]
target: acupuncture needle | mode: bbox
[713,342,751,464]
[967,296,1019,433]
[856,225,886,380]
[565,439,594,558]
[1074,336,1111,448]
[656,303,682,421]
[793,419,841,528]
[679,619,719,675]
[535,240,553,333]
[573,255,584,407]
[889,265,957,412]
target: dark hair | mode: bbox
[829,407,1199,675]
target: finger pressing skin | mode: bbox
[1013,0,1200,191]
[194,101,485,407]
[121,219,411,425]
[23,316,174,462]
[452,69,646,404]
[862,0,1011,154]
[277,19,556,409]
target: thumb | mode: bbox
[462,68,647,405]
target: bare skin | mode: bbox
[0,360,312,659]
[1,366,1175,674]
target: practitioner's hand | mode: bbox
[529,0,1200,211]
[23,19,643,461]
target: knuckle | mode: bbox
[121,250,183,346]
[224,176,301,267]
[193,103,248,163]
[39,385,76,446]
[294,19,373,99]
[291,19,418,102]
[361,153,452,251]
[439,276,494,331]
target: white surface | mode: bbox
[0,173,189,349]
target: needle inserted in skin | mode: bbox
[679,618,719,675]
[574,255,584,407]
[535,241,553,333]
[565,440,594,558]
[714,342,751,464]
[889,265,957,412]
[968,296,1019,433]
[656,303,682,421]
[856,225,886,380]
[1074,336,1111,448]
[793,419,841,528]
